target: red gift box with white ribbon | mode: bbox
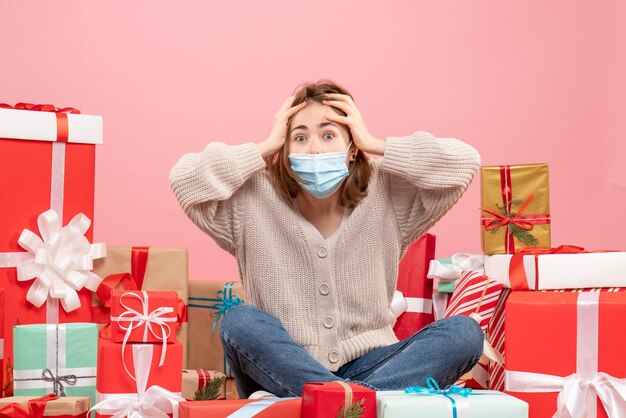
[505,291,626,418]
[392,234,436,340]
[93,338,183,418]
[110,289,180,345]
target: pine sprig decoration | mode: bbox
[488,201,539,247]
[193,376,226,401]
[336,398,365,418]
[508,223,539,247]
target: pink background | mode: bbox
[2,1,624,281]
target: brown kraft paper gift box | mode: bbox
[187,280,244,378]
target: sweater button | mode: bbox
[323,317,335,329]
[328,351,339,363]
[319,284,330,295]
[317,246,328,258]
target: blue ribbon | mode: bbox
[405,377,472,418]
[188,281,244,377]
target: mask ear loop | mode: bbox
[347,141,356,163]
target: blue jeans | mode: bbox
[220,304,483,398]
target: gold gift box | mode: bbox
[481,164,551,254]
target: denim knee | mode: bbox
[220,304,262,341]
[445,315,484,359]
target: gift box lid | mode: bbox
[0,106,103,144]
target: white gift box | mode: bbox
[484,252,626,290]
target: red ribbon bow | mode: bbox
[0,102,81,143]
[0,103,80,114]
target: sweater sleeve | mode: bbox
[380,131,481,246]
[168,142,266,254]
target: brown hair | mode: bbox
[265,80,372,209]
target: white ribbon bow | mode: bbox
[111,291,177,374]
[13,209,106,312]
[90,344,184,418]
[506,371,626,418]
[427,254,484,282]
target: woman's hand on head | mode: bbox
[322,93,386,156]
[260,95,307,158]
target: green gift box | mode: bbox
[12,323,97,408]
[433,258,457,293]
[377,389,528,417]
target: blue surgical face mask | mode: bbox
[288,141,353,199]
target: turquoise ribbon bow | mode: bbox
[188,282,244,333]
[405,377,472,418]
[188,282,244,377]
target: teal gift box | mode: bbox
[376,389,528,417]
[12,323,97,408]
[433,258,457,293]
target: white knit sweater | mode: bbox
[169,131,480,370]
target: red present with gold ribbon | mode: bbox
[392,234,436,340]
[0,394,90,418]
[481,164,551,254]
[92,246,189,366]
[302,381,376,418]
[0,103,104,396]
[178,398,302,418]
[93,338,183,418]
[505,291,626,418]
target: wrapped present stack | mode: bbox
[425,161,626,418]
[0,103,213,417]
[91,289,185,417]
[0,103,104,411]
[91,246,190,367]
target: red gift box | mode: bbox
[488,287,626,392]
[301,382,376,418]
[393,234,436,340]
[0,104,103,396]
[94,339,183,417]
[179,398,302,418]
[504,291,626,418]
[110,289,180,344]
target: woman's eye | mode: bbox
[294,135,306,142]
[323,132,335,140]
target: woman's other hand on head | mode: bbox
[259,95,307,158]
